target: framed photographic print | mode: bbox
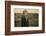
[5,1,45,35]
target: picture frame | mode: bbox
[5,1,45,35]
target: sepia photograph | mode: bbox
[14,8,39,27]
